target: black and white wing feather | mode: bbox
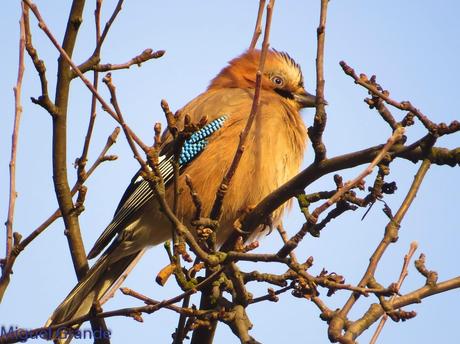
[87,116,228,259]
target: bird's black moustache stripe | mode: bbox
[274,88,294,100]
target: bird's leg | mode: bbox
[233,205,256,235]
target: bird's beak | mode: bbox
[294,90,327,108]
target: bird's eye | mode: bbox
[271,75,284,86]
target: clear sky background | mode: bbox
[1,1,459,343]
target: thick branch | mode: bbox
[232,142,457,244]
[22,0,90,280]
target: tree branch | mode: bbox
[90,49,165,72]
[309,0,329,162]
[328,159,432,342]
[340,61,460,136]
[22,0,151,153]
[72,0,125,77]
[369,241,418,344]
[0,127,119,301]
[277,127,404,258]
[209,0,275,222]
[4,5,26,275]
[23,0,90,280]
[248,0,266,50]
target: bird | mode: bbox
[46,49,317,330]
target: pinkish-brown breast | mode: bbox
[167,88,307,243]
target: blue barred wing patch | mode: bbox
[87,115,228,259]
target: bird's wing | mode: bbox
[87,115,227,259]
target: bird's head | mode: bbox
[208,49,317,109]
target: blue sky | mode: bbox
[1,1,459,343]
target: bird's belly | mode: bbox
[173,137,302,244]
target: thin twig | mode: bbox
[102,73,149,169]
[276,223,298,263]
[369,95,398,130]
[327,274,460,344]
[0,269,224,344]
[249,285,293,304]
[26,0,91,283]
[340,61,460,136]
[173,294,191,344]
[328,159,432,342]
[369,241,418,344]
[92,49,165,72]
[414,253,438,286]
[249,0,266,50]
[277,127,404,258]
[228,262,251,306]
[312,127,404,220]
[102,75,212,264]
[4,7,26,271]
[311,296,335,321]
[23,0,150,153]
[76,0,104,182]
[0,128,119,300]
[95,0,102,41]
[210,0,275,221]
[22,6,57,116]
[121,288,211,317]
[309,0,329,162]
[96,0,124,54]
[185,175,203,220]
[395,242,419,290]
[73,0,125,76]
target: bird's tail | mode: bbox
[45,247,143,335]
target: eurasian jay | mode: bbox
[47,49,317,327]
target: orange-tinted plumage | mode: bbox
[47,49,317,330]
